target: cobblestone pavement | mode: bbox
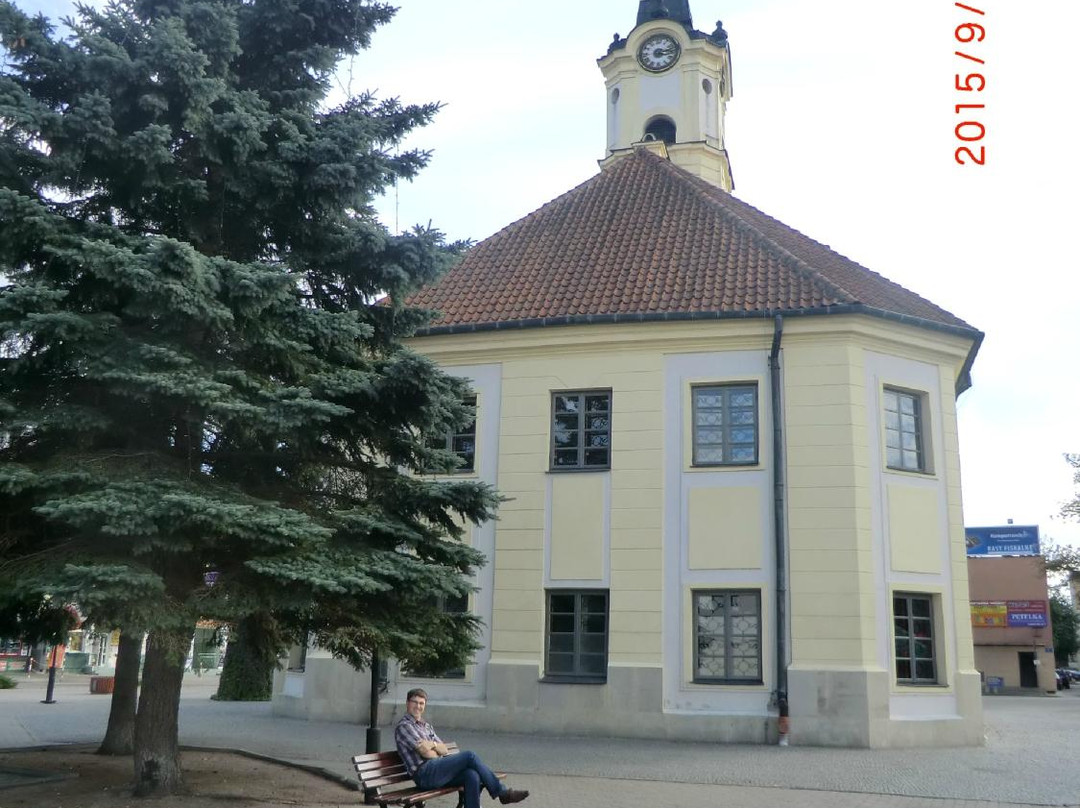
[2,673,1078,807]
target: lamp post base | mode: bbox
[366,727,381,754]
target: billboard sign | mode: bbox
[970,601,1007,627]
[964,525,1040,557]
[970,599,1048,628]
[1005,600,1048,628]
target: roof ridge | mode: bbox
[465,168,609,249]
[730,186,971,326]
[637,150,860,305]
[636,151,969,326]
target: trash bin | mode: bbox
[89,675,115,694]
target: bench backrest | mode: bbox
[352,742,461,801]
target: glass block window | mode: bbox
[692,384,758,466]
[551,391,611,470]
[894,594,937,684]
[428,395,476,473]
[693,590,762,683]
[884,388,925,472]
[545,590,608,682]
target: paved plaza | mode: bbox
[2,672,1078,807]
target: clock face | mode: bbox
[638,33,680,72]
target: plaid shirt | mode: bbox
[394,712,443,777]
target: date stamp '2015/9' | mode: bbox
[954,3,987,166]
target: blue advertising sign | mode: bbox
[964,525,1040,557]
[1006,601,1048,628]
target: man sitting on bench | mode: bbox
[394,688,529,807]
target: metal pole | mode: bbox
[365,648,381,753]
[41,664,58,704]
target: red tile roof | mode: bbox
[406,148,978,340]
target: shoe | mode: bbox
[499,789,529,804]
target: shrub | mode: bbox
[0,674,16,689]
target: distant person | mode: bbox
[394,688,529,807]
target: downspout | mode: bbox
[768,315,789,745]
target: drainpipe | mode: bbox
[768,315,789,745]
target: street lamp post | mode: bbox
[366,647,381,753]
[41,645,61,704]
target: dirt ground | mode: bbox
[0,748,359,808]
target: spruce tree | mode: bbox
[214,612,279,701]
[0,0,497,795]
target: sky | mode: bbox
[21,0,1080,548]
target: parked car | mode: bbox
[1065,669,1080,682]
[1057,669,1072,690]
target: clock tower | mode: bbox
[598,1,733,191]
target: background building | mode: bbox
[274,0,985,747]
[966,525,1055,694]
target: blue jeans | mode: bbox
[414,750,504,808]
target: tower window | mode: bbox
[644,116,677,145]
[883,387,929,473]
[610,88,620,104]
[702,79,713,94]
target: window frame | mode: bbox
[426,394,477,474]
[690,383,760,467]
[883,387,929,473]
[893,593,938,685]
[543,589,609,683]
[692,589,764,685]
[549,390,612,472]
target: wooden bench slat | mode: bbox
[352,750,406,765]
[359,774,414,789]
[355,759,409,775]
[362,786,464,807]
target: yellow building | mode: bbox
[274,0,984,747]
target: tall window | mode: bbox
[404,592,470,679]
[428,395,476,473]
[692,384,758,466]
[545,591,608,682]
[693,590,762,683]
[551,391,611,470]
[884,388,925,472]
[893,594,937,684]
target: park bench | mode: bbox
[352,742,505,808]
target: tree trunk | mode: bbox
[133,624,192,796]
[214,614,276,701]
[97,630,142,756]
